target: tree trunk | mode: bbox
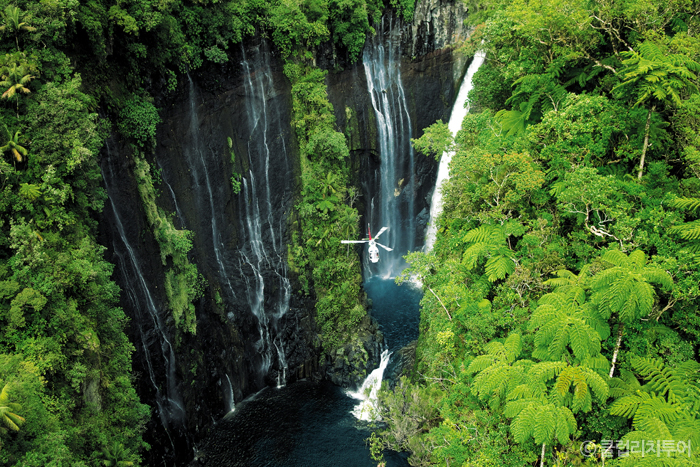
[540,442,546,467]
[638,105,655,180]
[609,324,625,378]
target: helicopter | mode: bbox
[341,225,392,263]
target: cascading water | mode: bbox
[238,43,292,384]
[183,74,238,302]
[224,374,235,413]
[363,17,416,278]
[425,51,486,251]
[158,160,186,229]
[102,142,184,445]
[349,349,392,421]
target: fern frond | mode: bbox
[533,405,556,444]
[530,361,567,383]
[670,219,700,240]
[485,254,515,282]
[628,249,647,268]
[633,402,674,439]
[609,369,643,399]
[569,320,601,360]
[503,333,522,362]
[546,327,570,361]
[463,225,504,244]
[669,196,700,212]
[642,268,673,290]
[509,402,537,443]
[463,242,489,269]
[600,250,629,267]
[467,354,498,374]
[610,394,646,418]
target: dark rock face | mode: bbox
[326,9,468,258]
[98,4,471,464]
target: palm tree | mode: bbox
[97,441,135,466]
[0,61,35,114]
[0,381,25,436]
[591,249,673,377]
[0,6,36,51]
[614,41,700,180]
[0,126,27,163]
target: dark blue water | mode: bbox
[190,279,421,466]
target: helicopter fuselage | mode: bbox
[368,241,379,263]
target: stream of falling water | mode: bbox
[239,43,292,384]
[185,75,238,302]
[424,51,486,251]
[102,142,184,450]
[363,16,416,279]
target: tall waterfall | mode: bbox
[101,143,184,445]
[184,74,238,302]
[424,51,486,251]
[239,43,292,384]
[363,17,416,278]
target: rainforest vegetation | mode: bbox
[0,0,409,464]
[370,0,700,466]
[2,0,699,464]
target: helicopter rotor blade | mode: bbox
[374,226,388,239]
[376,242,393,251]
[341,240,369,244]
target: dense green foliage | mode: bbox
[371,0,700,465]
[0,0,419,462]
[285,62,365,349]
[0,16,150,464]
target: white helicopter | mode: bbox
[341,225,392,263]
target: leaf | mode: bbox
[19,182,40,201]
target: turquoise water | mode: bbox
[190,278,421,467]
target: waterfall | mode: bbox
[102,143,184,442]
[224,374,235,413]
[184,74,238,302]
[424,51,486,251]
[239,43,292,384]
[349,349,392,421]
[158,160,186,228]
[363,17,416,278]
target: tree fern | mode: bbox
[592,249,672,322]
[461,224,517,282]
[611,357,700,464]
[669,196,700,261]
[530,291,606,362]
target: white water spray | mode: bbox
[363,17,416,278]
[425,51,486,251]
[349,349,392,421]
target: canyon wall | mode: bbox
[97,0,471,463]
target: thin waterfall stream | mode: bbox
[425,51,486,251]
[102,141,185,450]
[239,43,292,384]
